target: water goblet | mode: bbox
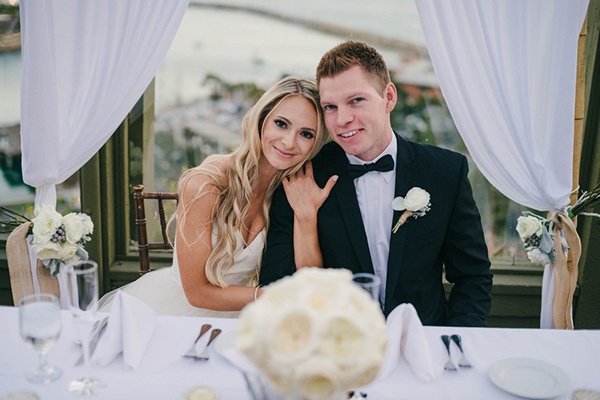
[352,272,381,302]
[18,293,62,384]
[66,260,107,396]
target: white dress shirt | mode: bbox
[346,133,397,308]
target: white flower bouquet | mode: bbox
[516,182,600,265]
[516,212,556,265]
[236,268,388,400]
[30,204,94,276]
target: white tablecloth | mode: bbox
[0,306,599,400]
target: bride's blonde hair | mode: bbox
[176,76,327,287]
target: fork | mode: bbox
[194,328,222,361]
[183,324,212,359]
[441,335,457,371]
[451,334,473,368]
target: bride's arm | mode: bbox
[282,161,337,269]
[176,163,261,311]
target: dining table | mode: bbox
[0,305,599,400]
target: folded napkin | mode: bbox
[377,303,437,382]
[91,290,157,369]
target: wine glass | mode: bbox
[18,293,62,384]
[66,260,107,396]
[352,272,381,302]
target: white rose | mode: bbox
[319,315,368,366]
[292,357,341,400]
[404,187,430,211]
[57,242,78,262]
[62,213,85,243]
[270,308,316,360]
[527,248,550,265]
[31,205,62,244]
[79,213,94,235]
[392,187,430,212]
[516,216,543,239]
[32,241,61,260]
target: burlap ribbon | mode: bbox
[550,213,581,329]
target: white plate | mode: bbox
[214,330,236,356]
[488,358,570,399]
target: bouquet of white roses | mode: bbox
[516,212,556,265]
[517,182,600,265]
[30,204,94,276]
[236,268,388,400]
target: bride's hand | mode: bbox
[282,161,337,221]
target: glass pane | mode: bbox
[150,1,530,261]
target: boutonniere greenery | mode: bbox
[392,187,431,233]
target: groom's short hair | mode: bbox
[316,40,391,94]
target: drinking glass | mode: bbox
[66,260,106,396]
[18,293,62,384]
[352,272,381,302]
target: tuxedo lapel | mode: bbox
[385,134,417,309]
[327,151,374,273]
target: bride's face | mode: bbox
[260,95,318,171]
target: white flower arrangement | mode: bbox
[392,187,431,233]
[516,212,556,265]
[516,183,600,265]
[30,204,94,276]
[236,268,388,400]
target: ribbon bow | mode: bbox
[347,154,394,179]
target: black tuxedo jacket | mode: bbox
[260,133,493,327]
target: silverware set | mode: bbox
[441,334,472,371]
[182,324,222,360]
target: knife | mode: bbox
[75,317,109,366]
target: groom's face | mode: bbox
[319,65,396,162]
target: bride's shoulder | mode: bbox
[202,154,230,172]
[180,155,230,197]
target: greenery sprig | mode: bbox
[566,182,600,219]
[0,206,31,234]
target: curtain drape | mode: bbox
[19,0,189,307]
[20,0,189,207]
[415,0,589,328]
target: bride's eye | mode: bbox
[275,119,288,129]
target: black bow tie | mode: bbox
[347,154,394,179]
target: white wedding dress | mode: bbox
[98,225,265,318]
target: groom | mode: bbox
[259,41,493,327]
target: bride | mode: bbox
[99,76,336,317]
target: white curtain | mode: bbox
[415,0,588,328]
[20,0,189,207]
[19,0,189,307]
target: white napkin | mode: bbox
[377,303,437,382]
[91,290,157,369]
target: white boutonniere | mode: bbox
[392,187,431,233]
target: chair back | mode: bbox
[133,185,179,275]
[6,222,60,305]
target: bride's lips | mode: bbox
[274,147,295,158]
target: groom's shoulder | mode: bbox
[312,141,345,166]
